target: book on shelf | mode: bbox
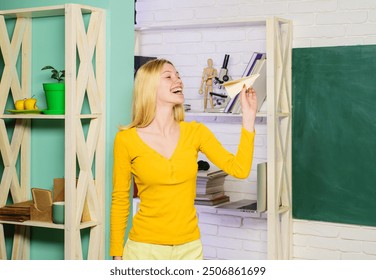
[195,194,230,206]
[196,178,226,186]
[251,58,267,112]
[196,184,225,195]
[195,191,226,201]
[0,200,33,222]
[197,177,227,188]
[196,169,227,194]
[224,52,266,114]
[225,58,267,114]
[223,92,240,114]
[0,214,30,222]
[197,169,227,179]
[195,168,228,206]
[0,204,31,215]
[242,52,265,77]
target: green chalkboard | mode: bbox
[292,45,376,227]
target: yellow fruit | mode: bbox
[24,98,38,110]
[14,99,25,110]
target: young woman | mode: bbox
[110,58,257,260]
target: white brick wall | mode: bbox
[135,0,376,260]
[294,220,376,260]
[197,205,267,259]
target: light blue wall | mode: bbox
[0,0,134,259]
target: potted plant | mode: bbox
[41,66,65,114]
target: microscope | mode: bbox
[215,54,230,85]
[210,54,232,109]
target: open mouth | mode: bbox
[171,87,183,95]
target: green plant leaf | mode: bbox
[41,65,55,70]
[42,65,65,81]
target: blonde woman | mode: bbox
[110,58,257,260]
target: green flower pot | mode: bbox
[43,83,65,114]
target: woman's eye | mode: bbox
[162,74,179,80]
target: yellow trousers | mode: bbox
[122,239,203,260]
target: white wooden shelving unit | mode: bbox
[0,4,106,260]
[135,17,292,259]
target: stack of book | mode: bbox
[195,169,230,206]
[0,200,33,222]
[184,103,191,111]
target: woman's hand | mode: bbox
[113,256,122,260]
[240,84,257,132]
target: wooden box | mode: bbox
[30,188,53,222]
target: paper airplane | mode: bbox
[223,74,260,99]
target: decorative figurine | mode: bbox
[199,58,218,110]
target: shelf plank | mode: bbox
[185,111,242,123]
[135,17,268,31]
[184,111,290,123]
[0,4,103,19]
[0,114,100,119]
[0,220,100,230]
[184,111,268,123]
[0,5,66,18]
[0,220,64,229]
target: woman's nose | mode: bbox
[174,77,182,85]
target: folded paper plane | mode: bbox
[223,74,260,99]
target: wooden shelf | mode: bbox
[0,113,101,119]
[185,111,242,123]
[0,4,106,260]
[0,220,100,230]
[135,17,270,31]
[184,111,268,123]
[0,4,102,19]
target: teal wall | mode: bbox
[0,0,134,259]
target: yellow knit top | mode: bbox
[110,121,255,256]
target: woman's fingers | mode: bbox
[246,86,256,96]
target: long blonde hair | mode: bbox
[119,58,185,130]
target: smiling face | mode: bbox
[156,63,184,107]
[128,59,186,129]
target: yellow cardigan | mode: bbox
[110,121,255,256]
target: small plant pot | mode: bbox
[43,83,65,114]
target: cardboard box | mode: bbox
[30,188,53,222]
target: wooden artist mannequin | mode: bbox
[199,58,217,110]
